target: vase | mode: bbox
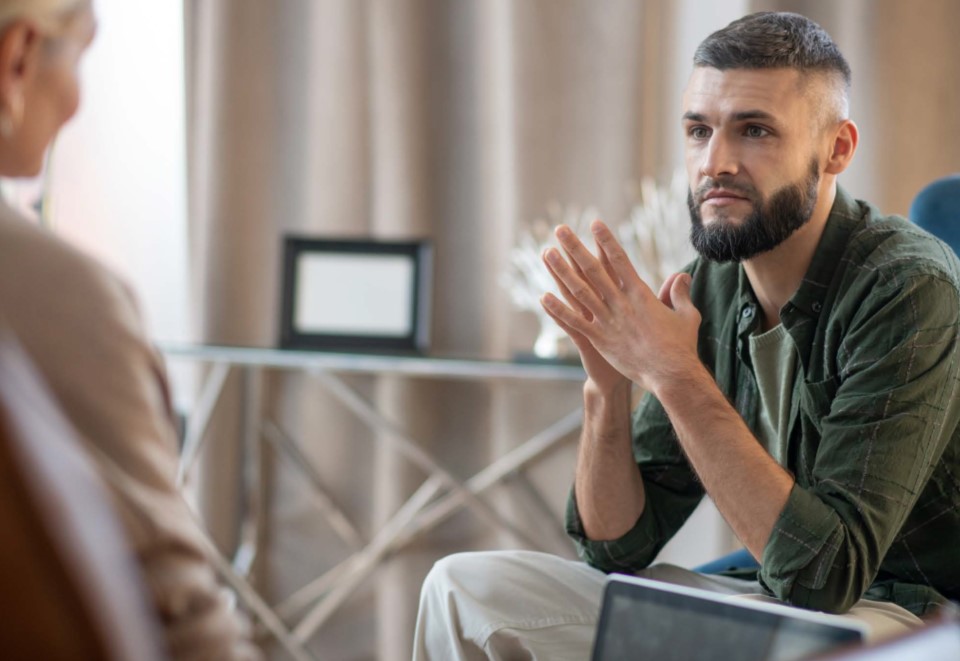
[533,317,571,360]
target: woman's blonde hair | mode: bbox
[0,0,90,35]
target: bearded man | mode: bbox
[413,12,960,661]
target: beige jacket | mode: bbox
[0,202,261,661]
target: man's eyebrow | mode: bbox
[681,110,779,123]
[732,109,777,122]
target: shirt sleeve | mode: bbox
[565,391,704,573]
[760,273,960,614]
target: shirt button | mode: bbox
[742,306,754,319]
[812,301,822,313]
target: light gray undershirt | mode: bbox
[748,324,799,466]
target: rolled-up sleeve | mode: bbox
[565,391,704,574]
[566,478,702,573]
[761,274,960,613]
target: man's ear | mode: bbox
[0,22,41,107]
[824,119,859,175]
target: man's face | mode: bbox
[681,67,825,262]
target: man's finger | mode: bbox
[555,225,622,304]
[590,220,650,297]
[540,292,594,338]
[565,240,604,300]
[669,273,698,318]
[543,247,607,320]
[539,296,594,352]
[658,272,683,307]
[598,239,623,289]
[545,257,595,321]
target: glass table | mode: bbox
[161,344,586,660]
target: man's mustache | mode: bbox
[692,178,760,204]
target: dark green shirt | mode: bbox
[566,187,960,616]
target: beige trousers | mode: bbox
[412,550,922,661]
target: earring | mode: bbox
[0,110,11,139]
[0,93,23,140]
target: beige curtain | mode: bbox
[185,1,960,659]
[751,0,960,213]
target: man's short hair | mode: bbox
[694,12,851,123]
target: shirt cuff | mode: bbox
[760,483,852,612]
[564,486,663,574]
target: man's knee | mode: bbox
[422,552,467,602]
[423,551,512,602]
[418,551,524,650]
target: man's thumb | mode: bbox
[669,273,694,312]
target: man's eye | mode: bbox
[690,126,710,139]
[745,125,769,138]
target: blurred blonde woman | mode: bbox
[0,2,260,658]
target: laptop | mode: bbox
[808,617,960,660]
[591,575,866,661]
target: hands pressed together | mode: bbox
[540,220,703,396]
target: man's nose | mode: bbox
[700,135,739,179]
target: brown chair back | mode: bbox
[0,334,168,661]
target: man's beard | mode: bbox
[688,158,820,263]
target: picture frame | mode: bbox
[279,236,433,353]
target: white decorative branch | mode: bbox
[503,169,693,359]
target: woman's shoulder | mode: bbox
[0,205,139,319]
[0,206,153,376]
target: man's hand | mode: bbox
[540,220,702,396]
[541,242,629,397]
[540,221,646,541]
[541,220,794,557]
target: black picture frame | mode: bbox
[279,236,433,353]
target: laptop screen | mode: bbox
[592,576,864,661]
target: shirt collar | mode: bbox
[735,185,864,328]
[788,186,864,318]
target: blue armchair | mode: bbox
[909,174,960,254]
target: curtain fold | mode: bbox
[185,1,960,658]
[751,0,960,212]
